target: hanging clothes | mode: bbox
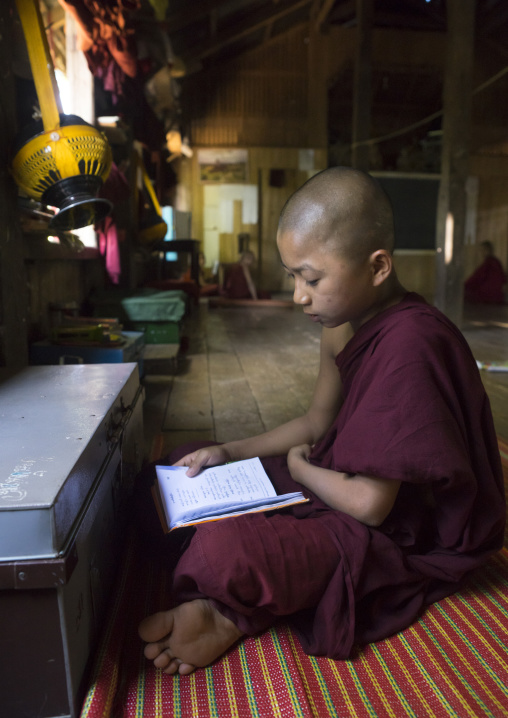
[57,0,165,148]
[96,162,130,284]
[97,215,122,284]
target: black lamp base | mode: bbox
[43,176,112,231]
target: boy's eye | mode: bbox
[306,279,319,287]
[285,271,294,279]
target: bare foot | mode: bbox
[138,599,243,675]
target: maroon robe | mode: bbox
[222,263,252,299]
[222,264,271,300]
[464,256,506,304]
[157,294,505,658]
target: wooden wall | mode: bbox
[3,7,505,359]
[24,246,106,341]
[469,154,508,278]
[179,25,328,292]
[179,148,327,291]
[0,0,112,368]
[393,251,436,303]
[177,21,508,301]
[183,26,312,149]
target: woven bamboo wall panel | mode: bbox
[190,118,309,148]
[233,25,308,73]
[185,27,309,148]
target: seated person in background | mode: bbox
[464,240,506,304]
[181,251,219,297]
[138,167,505,676]
[222,250,271,300]
[197,252,220,297]
[198,252,218,285]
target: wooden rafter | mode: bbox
[314,0,337,33]
[327,0,356,24]
[162,0,230,35]
[183,0,312,62]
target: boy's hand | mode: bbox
[174,445,233,477]
[287,443,312,483]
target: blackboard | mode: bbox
[374,175,440,250]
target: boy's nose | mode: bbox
[293,282,311,305]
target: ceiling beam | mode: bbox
[183,0,312,63]
[314,0,337,33]
[158,0,228,35]
[328,0,356,24]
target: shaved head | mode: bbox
[278,167,394,263]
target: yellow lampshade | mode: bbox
[12,115,113,231]
[13,0,114,231]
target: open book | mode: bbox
[153,457,308,532]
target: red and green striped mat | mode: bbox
[80,441,508,718]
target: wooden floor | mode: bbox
[460,303,508,439]
[142,297,508,461]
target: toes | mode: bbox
[154,649,175,670]
[178,662,197,676]
[138,611,174,643]
[144,642,163,661]
[163,658,183,675]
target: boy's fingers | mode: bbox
[173,455,193,467]
[176,448,224,475]
[185,453,207,476]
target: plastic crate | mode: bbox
[130,321,180,344]
[121,291,186,322]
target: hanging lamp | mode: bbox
[11,0,113,231]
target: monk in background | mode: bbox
[222,250,271,300]
[464,240,506,304]
[138,167,506,676]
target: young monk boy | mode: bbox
[138,167,506,676]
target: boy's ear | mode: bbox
[369,250,393,286]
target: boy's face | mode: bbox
[277,229,378,329]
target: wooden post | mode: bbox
[434,0,476,326]
[0,0,29,368]
[256,168,263,289]
[351,0,373,171]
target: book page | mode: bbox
[179,492,309,527]
[155,457,277,528]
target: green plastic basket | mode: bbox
[121,291,186,322]
[130,321,180,344]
